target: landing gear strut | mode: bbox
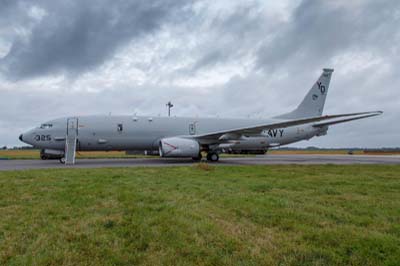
[207,152,219,162]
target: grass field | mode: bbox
[0,165,399,265]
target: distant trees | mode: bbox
[2,146,7,150]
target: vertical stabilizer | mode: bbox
[275,68,334,119]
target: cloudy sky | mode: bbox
[0,0,399,148]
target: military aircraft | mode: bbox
[19,68,382,164]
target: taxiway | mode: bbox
[0,154,399,171]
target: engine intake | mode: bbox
[159,137,200,158]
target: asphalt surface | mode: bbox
[0,154,399,171]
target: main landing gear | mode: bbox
[192,152,219,162]
[206,152,219,162]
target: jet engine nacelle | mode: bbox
[159,137,200,158]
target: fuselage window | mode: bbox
[117,124,123,132]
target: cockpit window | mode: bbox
[40,123,53,129]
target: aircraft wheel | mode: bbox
[59,157,66,164]
[192,153,202,161]
[207,152,219,162]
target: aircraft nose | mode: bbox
[19,134,23,142]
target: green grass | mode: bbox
[0,165,399,265]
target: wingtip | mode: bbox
[364,110,383,115]
[365,110,383,116]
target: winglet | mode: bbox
[323,68,334,73]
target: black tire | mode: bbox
[192,153,202,161]
[40,155,47,160]
[207,152,219,162]
[59,157,66,164]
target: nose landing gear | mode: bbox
[192,153,203,161]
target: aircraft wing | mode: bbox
[192,111,382,142]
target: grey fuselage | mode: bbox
[20,115,325,152]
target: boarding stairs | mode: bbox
[64,118,78,165]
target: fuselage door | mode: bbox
[67,118,78,137]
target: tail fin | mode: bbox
[275,68,334,119]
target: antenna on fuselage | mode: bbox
[166,101,174,117]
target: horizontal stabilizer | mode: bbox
[312,111,383,127]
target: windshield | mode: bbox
[40,123,53,129]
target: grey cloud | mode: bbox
[188,2,267,72]
[256,0,400,72]
[0,0,193,79]
[0,0,18,16]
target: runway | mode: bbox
[1,154,400,171]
